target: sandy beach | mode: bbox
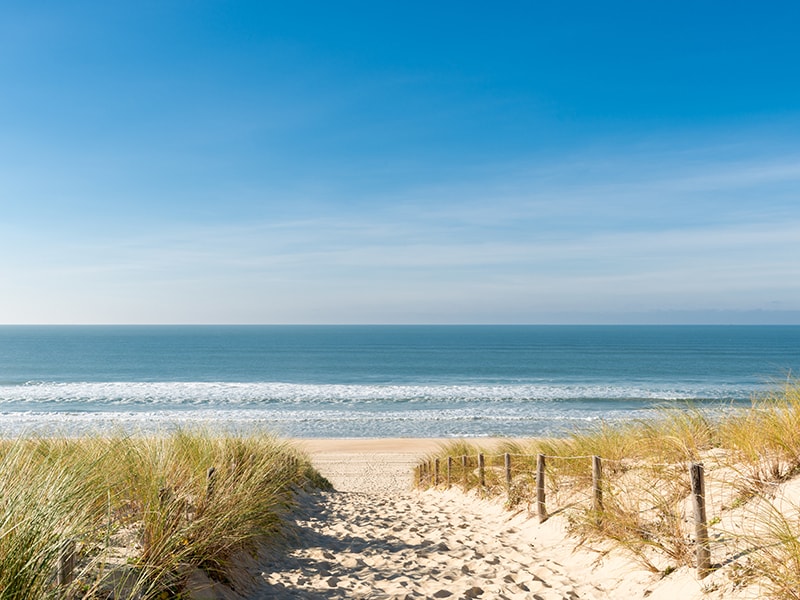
[297,438,459,494]
[183,438,763,600]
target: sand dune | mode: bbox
[262,438,597,598]
[190,439,761,599]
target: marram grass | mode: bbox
[0,430,330,599]
[416,384,800,599]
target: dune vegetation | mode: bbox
[416,383,800,598]
[0,430,330,599]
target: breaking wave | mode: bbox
[0,380,759,406]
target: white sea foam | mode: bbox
[0,405,634,438]
[0,380,761,437]
[0,380,758,406]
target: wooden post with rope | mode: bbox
[592,455,603,525]
[691,462,712,578]
[447,456,453,488]
[536,453,547,522]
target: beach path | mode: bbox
[250,440,607,600]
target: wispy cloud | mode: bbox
[2,131,799,323]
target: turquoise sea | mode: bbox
[0,325,798,438]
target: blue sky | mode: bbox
[1,1,799,324]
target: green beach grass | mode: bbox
[0,430,330,599]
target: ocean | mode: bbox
[0,325,798,438]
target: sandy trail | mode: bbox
[252,444,606,600]
[222,440,755,600]
[258,490,604,600]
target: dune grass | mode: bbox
[0,430,329,599]
[416,383,800,596]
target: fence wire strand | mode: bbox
[415,438,800,585]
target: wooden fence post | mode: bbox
[56,538,76,587]
[447,456,453,489]
[592,455,603,524]
[691,462,712,578]
[504,453,512,489]
[434,458,440,487]
[158,485,172,506]
[206,466,217,502]
[536,453,547,523]
[478,453,486,489]
[461,455,468,488]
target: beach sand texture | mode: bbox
[257,438,598,599]
[195,439,762,599]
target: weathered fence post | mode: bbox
[434,458,440,487]
[504,453,512,489]
[158,485,172,507]
[447,456,453,489]
[206,466,217,502]
[57,538,76,588]
[592,455,603,524]
[536,453,547,523]
[478,453,486,489]
[461,455,468,487]
[691,462,711,578]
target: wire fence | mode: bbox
[413,450,789,579]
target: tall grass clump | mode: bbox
[0,438,108,599]
[718,384,800,496]
[0,430,327,599]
